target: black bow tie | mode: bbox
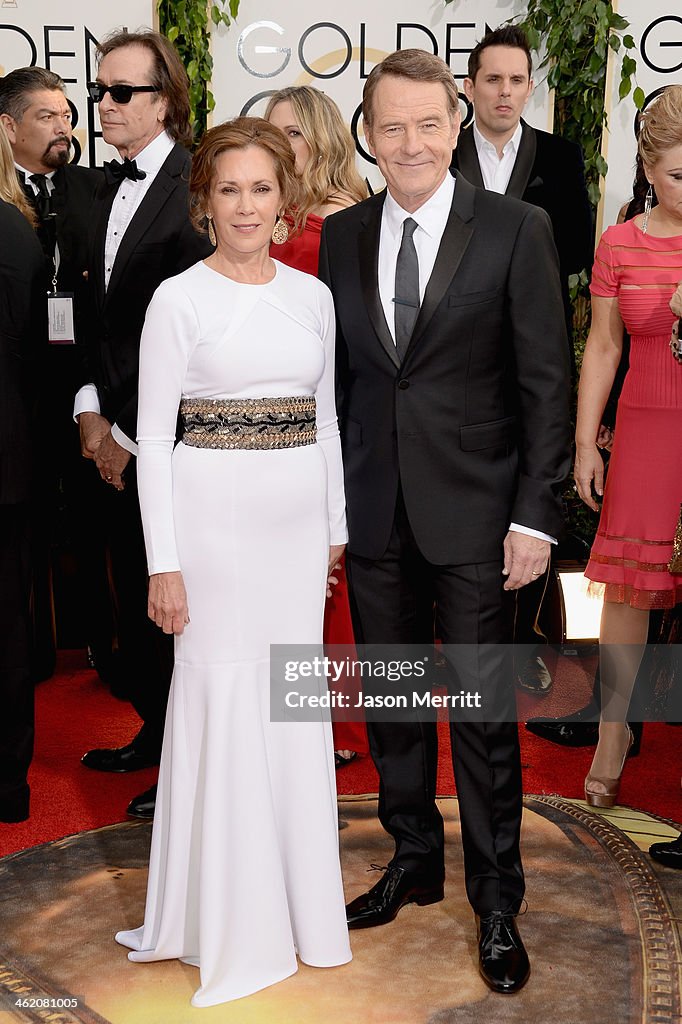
[103,157,147,185]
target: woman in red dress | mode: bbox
[575,86,682,806]
[266,86,369,764]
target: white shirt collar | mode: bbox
[15,161,56,184]
[472,119,523,160]
[383,173,455,240]
[127,130,174,175]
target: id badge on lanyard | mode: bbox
[47,246,75,345]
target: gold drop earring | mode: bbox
[271,214,289,245]
[206,212,217,247]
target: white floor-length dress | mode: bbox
[115,259,352,1007]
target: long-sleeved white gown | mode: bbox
[114,258,352,1007]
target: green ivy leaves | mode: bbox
[158,0,241,142]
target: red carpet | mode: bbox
[1,649,679,858]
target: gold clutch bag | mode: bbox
[669,504,682,574]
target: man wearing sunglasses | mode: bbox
[75,29,211,820]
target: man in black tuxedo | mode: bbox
[451,25,592,695]
[319,49,570,993]
[75,30,211,818]
[0,68,109,681]
[0,196,47,822]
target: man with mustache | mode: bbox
[0,69,110,686]
[0,68,102,349]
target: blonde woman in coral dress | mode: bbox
[575,86,682,808]
[115,118,351,1007]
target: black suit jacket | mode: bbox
[20,162,101,328]
[0,200,47,504]
[21,163,103,416]
[85,142,212,442]
[319,173,571,565]
[451,120,593,289]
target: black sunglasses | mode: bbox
[87,83,160,104]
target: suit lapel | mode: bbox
[50,165,65,219]
[506,120,537,199]
[359,194,401,370]
[105,144,187,301]
[91,179,118,309]
[404,172,475,360]
[453,127,485,189]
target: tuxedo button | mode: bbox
[398,379,409,390]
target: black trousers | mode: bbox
[103,460,173,758]
[0,505,34,821]
[346,490,524,915]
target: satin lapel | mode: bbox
[91,180,118,310]
[105,165,176,301]
[506,121,537,199]
[405,172,475,360]
[358,194,401,370]
[453,127,485,189]
[50,165,66,220]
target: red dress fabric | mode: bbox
[272,216,368,753]
[272,212,324,274]
[586,220,682,609]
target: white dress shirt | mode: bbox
[378,172,554,546]
[73,131,175,455]
[472,120,523,194]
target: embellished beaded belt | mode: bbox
[180,396,317,450]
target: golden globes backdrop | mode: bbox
[0,0,154,165]
[602,0,682,229]
[210,0,553,191]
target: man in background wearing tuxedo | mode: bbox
[451,25,592,696]
[75,29,211,819]
[0,69,108,683]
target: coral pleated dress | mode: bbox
[585,220,682,609]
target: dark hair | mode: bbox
[467,25,533,82]
[362,49,459,131]
[97,29,192,147]
[0,67,65,121]
[189,117,302,236]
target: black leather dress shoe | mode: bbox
[126,783,157,819]
[516,655,553,694]
[477,911,530,994]
[526,713,642,756]
[81,743,160,773]
[525,718,599,746]
[649,833,682,869]
[346,865,444,930]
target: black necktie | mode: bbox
[103,157,147,185]
[29,172,53,221]
[394,217,420,361]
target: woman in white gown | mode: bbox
[115,117,352,1007]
